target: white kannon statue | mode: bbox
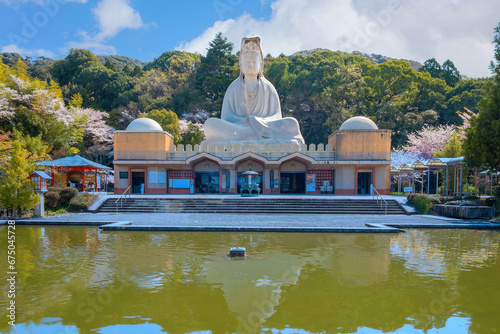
[202,36,305,146]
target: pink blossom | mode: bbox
[456,108,477,139]
[179,119,204,135]
[181,109,209,124]
[9,74,28,90]
[391,150,421,168]
[77,107,115,153]
[405,124,456,158]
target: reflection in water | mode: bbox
[0,227,499,334]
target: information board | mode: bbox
[306,174,316,192]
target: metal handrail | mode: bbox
[372,185,388,215]
[115,186,131,213]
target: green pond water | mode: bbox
[1,226,499,334]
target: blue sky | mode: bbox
[0,0,499,78]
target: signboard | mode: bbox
[159,171,166,184]
[306,174,316,192]
[149,171,158,184]
[404,187,413,192]
[170,179,190,188]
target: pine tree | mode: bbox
[0,141,39,217]
[104,59,117,72]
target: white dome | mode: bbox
[339,116,378,131]
[126,118,163,132]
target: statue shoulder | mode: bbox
[259,76,280,97]
[226,77,242,93]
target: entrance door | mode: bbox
[132,172,145,194]
[357,172,372,195]
[195,172,220,193]
[280,173,306,194]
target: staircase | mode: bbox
[97,197,407,215]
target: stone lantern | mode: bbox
[241,168,260,197]
[29,171,52,217]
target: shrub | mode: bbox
[485,197,497,206]
[414,194,433,214]
[464,194,480,201]
[69,193,98,211]
[462,183,476,193]
[429,196,443,205]
[47,187,62,193]
[59,187,79,205]
[44,191,59,208]
[407,193,416,204]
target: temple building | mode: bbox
[113,116,391,195]
[114,37,391,195]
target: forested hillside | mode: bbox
[0,32,491,166]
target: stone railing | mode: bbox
[170,143,333,153]
[166,143,335,161]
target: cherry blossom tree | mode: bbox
[0,74,84,151]
[180,110,209,124]
[405,124,456,159]
[456,107,477,139]
[391,150,421,168]
[178,109,207,145]
[77,107,115,153]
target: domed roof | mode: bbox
[126,118,163,132]
[339,116,378,131]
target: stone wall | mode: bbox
[434,205,495,219]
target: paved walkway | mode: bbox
[2,195,498,233]
[4,212,499,233]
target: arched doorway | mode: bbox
[193,159,221,193]
[279,160,307,194]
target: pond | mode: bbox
[1,226,499,334]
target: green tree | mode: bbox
[419,58,442,80]
[134,69,172,112]
[434,133,463,158]
[464,22,500,170]
[443,79,485,124]
[50,49,100,86]
[441,60,461,87]
[362,59,418,146]
[104,59,117,72]
[419,58,460,87]
[139,109,181,144]
[181,124,204,146]
[122,65,132,75]
[195,33,238,114]
[0,141,39,217]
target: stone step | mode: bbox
[96,208,403,215]
[98,198,406,215]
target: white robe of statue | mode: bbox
[202,36,305,146]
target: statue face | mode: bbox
[240,44,261,77]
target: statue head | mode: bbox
[240,36,264,79]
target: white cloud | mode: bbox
[176,0,499,77]
[92,0,143,41]
[60,0,143,55]
[1,44,57,58]
[62,40,117,55]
